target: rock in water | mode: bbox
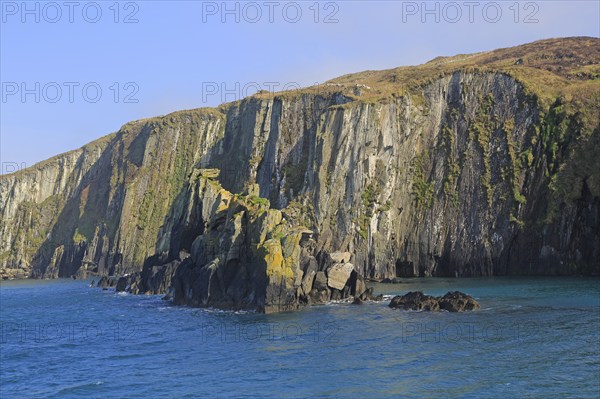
[352,272,366,297]
[96,276,117,289]
[389,291,480,312]
[438,291,481,312]
[389,291,440,311]
[115,277,128,292]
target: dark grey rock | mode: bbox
[96,276,117,289]
[389,291,480,312]
[309,288,330,303]
[352,297,363,305]
[389,291,440,311]
[313,271,328,291]
[115,277,127,292]
[438,291,481,312]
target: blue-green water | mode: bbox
[1,277,599,398]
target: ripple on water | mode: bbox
[1,277,599,399]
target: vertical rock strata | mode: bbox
[1,38,598,311]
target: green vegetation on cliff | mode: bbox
[1,37,598,281]
[411,151,434,210]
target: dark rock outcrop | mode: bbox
[104,174,370,312]
[126,260,181,295]
[389,291,480,312]
[438,291,481,312]
[389,291,441,311]
[96,276,118,289]
[115,276,127,292]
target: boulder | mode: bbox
[301,269,316,296]
[389,291,480,312]
[330,289,342,301]
[300,255,317,286]
[96,276,107,288]
[342,285,352,299]
[308,271,330,304]
[353,273,366,297]
[162,287,174,301]
[358,287,383,301]
[313,271,328,291]
[96,276,117,289]
[127,273,143,294]
[438,291,481,312]
[329,252,351,264]
[352,297,363,305]
[327,262,354,290]
[309,288,330,303]
[389,291,440,311]
[115,276,128,292]
[147,260,181,295]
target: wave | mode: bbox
[53,381,104,396]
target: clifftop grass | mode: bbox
[326,37,599,115]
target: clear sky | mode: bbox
[1,0,599,171]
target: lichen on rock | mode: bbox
[1,38,599,311]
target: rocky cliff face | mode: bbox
[1,110,225,279]
[1,37,598,311]
[98,169,370,313]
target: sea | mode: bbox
[1,277,599,398]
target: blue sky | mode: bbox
[1,0,599,171]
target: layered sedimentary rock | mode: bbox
[1,37,599,311]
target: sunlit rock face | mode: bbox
[1,38,599,310]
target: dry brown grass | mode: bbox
[250,37,599,128]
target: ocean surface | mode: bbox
[1,277,599,398]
